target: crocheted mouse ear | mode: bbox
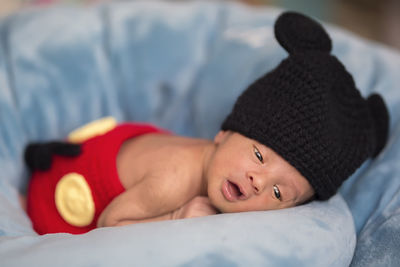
[274,12,332,54]
[367,94,390,158]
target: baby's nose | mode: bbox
[248,174,266,194]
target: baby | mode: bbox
[24,12,389,235]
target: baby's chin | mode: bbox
[207,190,229,213]
[207,186,294,213]
[207,194,250,214]
[207,184,258,213]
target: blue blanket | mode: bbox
[0,1,399,266]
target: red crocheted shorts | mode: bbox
[27,123,165,234]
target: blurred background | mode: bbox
[1,0,399,51]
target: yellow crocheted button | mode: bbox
[55,173,95,227]
[68,116,117,143]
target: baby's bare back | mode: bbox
[104,134,211,223]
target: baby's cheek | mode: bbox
[246,196,276,212]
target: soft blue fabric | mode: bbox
[0,1,397,266]
[336,35,400,266]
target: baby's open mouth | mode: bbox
[222,180,245,202]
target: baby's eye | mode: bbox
[273,185,281,200]
[254,146,264,163]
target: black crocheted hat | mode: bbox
[221,12,390,200]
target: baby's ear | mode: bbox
[214,130,229,144]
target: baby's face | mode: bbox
[206,131,314,213]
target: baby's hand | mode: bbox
[172,196,218,220]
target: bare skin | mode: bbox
[97,134,216,227]
[96,130,315,227]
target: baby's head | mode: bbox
[206,12,389,213]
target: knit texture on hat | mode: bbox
[222,12,390,200]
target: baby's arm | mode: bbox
[103,212,173,227]
[98,177,218,227]
[97,176,177,227]
[171,196,219,220]
[103,196,218,227]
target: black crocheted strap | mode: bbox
[274,11,332,54]
[24,141,82,172]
